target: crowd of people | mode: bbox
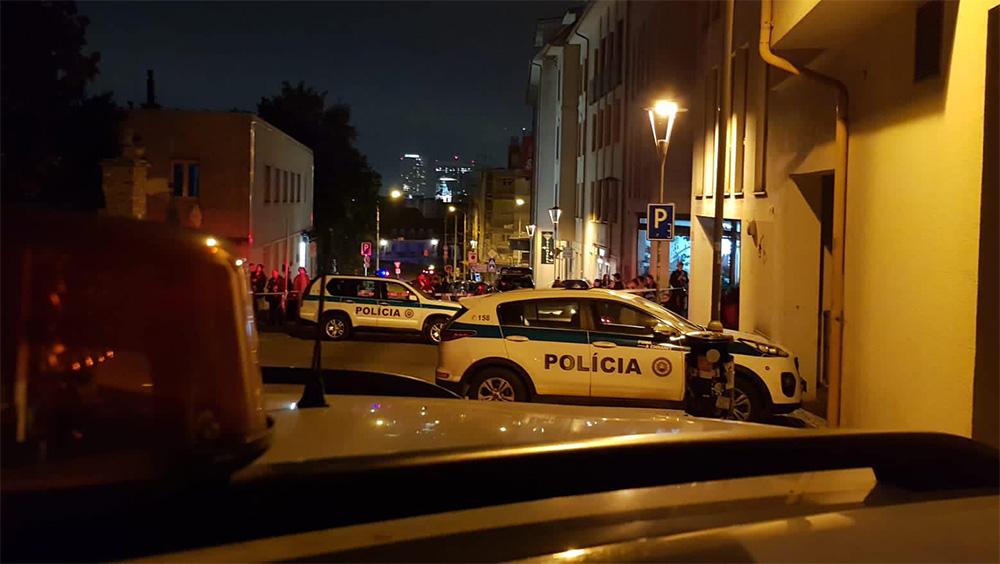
[246,262,311,326]
[550,261,689,316]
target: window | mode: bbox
[497,299,582,330]
[612,98,621,144]
[590,300,661,336]
[188,164,200,197]
[592,111,599,151]
[604,105,612,146]
[754,63,770,195]
[296,174,301,202]
[914,0,943,82]
[356,279,377,298]
[383,282,413,301]
[325,278,356,297]
[171,161,199,197]
[615,20,624,86]
[264,165,272,203]
[731,47,748,196]
[172,163,184,197]
[703,67,719,197]
[283,170,289,202]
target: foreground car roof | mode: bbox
[253,387,747,467]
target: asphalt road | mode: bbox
[257,329,439,382]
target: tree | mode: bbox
[258,81,381,273]
[1,1,123,210]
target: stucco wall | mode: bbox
[828,0,989,435]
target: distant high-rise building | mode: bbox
[433,155,474,203]
[399,153,428,197]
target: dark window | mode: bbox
[264,165,272,203]
[590,300,661,336]
[188,164,200,197]
[172,163,184,197]
[497,300,582,329]
[325,278,358,297]
[915,0,943,82]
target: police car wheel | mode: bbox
[730,375,765,422]
[321,313,351,341]
[424,317,448,344]
[467,368,526,402]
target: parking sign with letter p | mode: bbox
[647,203,675,241]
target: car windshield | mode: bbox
[632,296,705,334]
[3,0,997,561]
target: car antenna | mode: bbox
[298,273,329,408]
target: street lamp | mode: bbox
[548,207,561,278]
[376,188,403,272]
[647,99,681,289]
[447,205,462,277]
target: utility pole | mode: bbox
[708,0,735,333]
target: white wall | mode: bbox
[250,117,314,272]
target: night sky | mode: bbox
[78,1,576,188]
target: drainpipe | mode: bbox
[759,0,849,427]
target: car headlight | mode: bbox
[739,338,789,357]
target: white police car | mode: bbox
[299,275,462,343]
[435,288,804,421]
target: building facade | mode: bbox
[686,0,997,442]
[528,1,697,287]
[102,110,314,272]
[468,168,532,272]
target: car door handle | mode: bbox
[378,301,390,305]
[592,341,617,349]
[344,299,355,304]
[504,335,529,342]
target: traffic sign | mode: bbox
[444,264,453,273]
[487,257,497,273]
[468,251,478,264]
[363,255,371,268]
[360,241,372,257]
[647,203,675,241]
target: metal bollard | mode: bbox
[683,331,735,418]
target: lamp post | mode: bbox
[548,206,561,279]
[447,205,459,278]
[647,100,680,290]
[376,188,403,272]
[526,223,536,271]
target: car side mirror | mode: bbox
[653,322,678,342]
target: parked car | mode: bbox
[436,288,804,421]
[298,275,462,343]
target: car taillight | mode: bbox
[441,328,477,341]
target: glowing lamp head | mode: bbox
[653,100,679,118]
[205,237,218,248]
[448,205,457,213]
[389,189,403,199]
[430,238,439,246]
[515,198,525,206]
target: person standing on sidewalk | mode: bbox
[668,260,689,316]
[290,266,310,320]
[265,268,285,326]
[250,264,267,321]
